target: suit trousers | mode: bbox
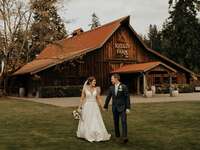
[112,107,127,138]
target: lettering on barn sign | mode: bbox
[115,43,130,58]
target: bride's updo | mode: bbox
[87,76,96,85]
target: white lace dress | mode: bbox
[76,87,111,142]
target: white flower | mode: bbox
[72,110,82,120]
[118,85,123,91]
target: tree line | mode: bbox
[0,0,100,95]
[142,0,200,73]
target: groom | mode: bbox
[104,74,131,143]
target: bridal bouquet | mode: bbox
[72,109,82,120]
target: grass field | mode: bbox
[0,98,200,150]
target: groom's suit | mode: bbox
[104,83,131,138]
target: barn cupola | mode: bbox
[72,28,84,36]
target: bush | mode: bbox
[177,84,194,93]
[156,84,194,94]
[156,86,170,94]
[39,85,82,98]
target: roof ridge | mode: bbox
[52,16,130,43]
[87,15,130,32]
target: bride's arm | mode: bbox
[96,95,104,110]
[78,89,85,110]
[96,87,104,109]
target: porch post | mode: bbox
[169,74,172,87]
[137,76,140,95]
[143,73,146,95]
[169,74,173,96]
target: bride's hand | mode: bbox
[101,107,107,112]
[126,109,130,114]
[77,107,82,112]
[100,106,105,111]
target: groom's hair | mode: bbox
[112,74,120,81]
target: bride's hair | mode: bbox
[87,76,96,85]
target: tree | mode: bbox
[147,24,162,52]
[0,31,5,76]
[139,34,150,47]
[141,24,162,53]
[89,13,101,29]
[161,0,200,73]
[0,0,32,95]
[30,0,67,60]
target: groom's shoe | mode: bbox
[123,137,129,144]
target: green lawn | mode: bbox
[0,98,200,150]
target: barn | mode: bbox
[9,16,199,97]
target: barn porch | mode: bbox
[112,61,177,95]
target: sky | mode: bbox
[58,0,170,35]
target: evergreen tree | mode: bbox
[139,34,150,47]
[89,13,101,29]
[147,24,162,52]
[161,0,200,73]
[142,24,162,53]
[30,0,67,60]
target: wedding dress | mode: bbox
[76,87,111,142]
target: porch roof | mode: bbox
[111,61,177,74]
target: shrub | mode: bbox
[177,84,194,93]
[39,85,82,98]
[156,86,169,94]
[156,84,194,94]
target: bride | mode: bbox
[76,76,111,142]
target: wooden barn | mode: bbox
[9,16,199,97]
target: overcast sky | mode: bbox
[59,0,170,35]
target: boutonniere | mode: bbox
[118,85,123,91]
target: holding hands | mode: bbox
[126,109,130,114]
